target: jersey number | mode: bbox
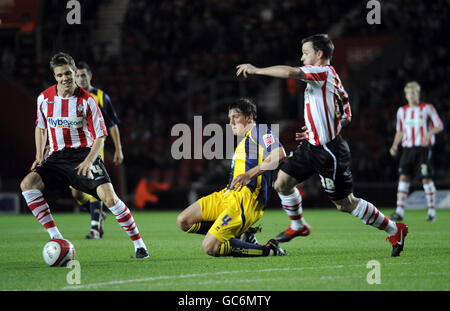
[221,214,232,227]
[319,175,335,191]
[87,164,104,180]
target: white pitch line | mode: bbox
[148,271,450,289]
[60,261,419,290]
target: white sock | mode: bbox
[395,181,409,217]
[22,189,63,239]
[278,188,306,230]
[133,238,146,250]
[109,200,146,250]
[351,199,397,236]
[423,182,436,217]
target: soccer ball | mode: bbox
[42,239,75,267]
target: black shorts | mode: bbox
[280,135,353,200]
[399,146,434,178]
[34,148,111,200]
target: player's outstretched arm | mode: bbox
[236,64,305,80]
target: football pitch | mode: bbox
[0,208,449,291]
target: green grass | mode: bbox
[0,208,449,291]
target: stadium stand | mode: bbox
[1,0,448,210]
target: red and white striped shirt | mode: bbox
[396,102,442,147]
[36,85,107,155]
[300,65,351,146]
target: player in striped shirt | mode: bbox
[20,52,149,258]
[237,34,408,257]
[177,99,287,257]
[73,61,124,239]
[389,81,443,222]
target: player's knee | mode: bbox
[20,173,41,192]
[333,194,359,213]
[202,239,220,256]
[176,214,190,232]
[274,179,292,195]
[100,193,119,208]
[98,189,119,207]
[96,183,120,208]
[20,178,30,192]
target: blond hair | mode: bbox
[404,81,421,92]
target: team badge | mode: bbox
[263,134,274,147]
[77,104,83,113]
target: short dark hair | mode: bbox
[50,52,76,73]
[228,98,257,120]
[76,61,92,74]
[301,34,334,61]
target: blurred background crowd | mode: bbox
[1,0,448,211]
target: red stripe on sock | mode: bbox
[37,210,51,221]
[43,220,56,229]
[378,216,389,230]
[130,233,141,241]
[365,208,376,225]
[368,210,380,225]
[28,199,46,212]
[362,203,369,219]
[118,212,132,223]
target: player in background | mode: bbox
[20,52,149,258]
[389,81,443,222]
[74,61,124,239]
[177,98,287,257]
[236,34,408,257]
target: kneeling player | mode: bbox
[177,99,286,257]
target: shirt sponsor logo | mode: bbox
[404,119,423,127]
[48,117,83,129]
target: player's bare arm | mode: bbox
[236,64,306,80]
[421,125,443,147]
[31,127,47,170]
[230,147,286,191]
[390,131,404,156]
[109,125,124,165]
[75,137,105,176]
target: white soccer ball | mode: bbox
[42,239,76,267]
